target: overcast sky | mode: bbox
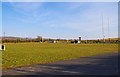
[2,1,118,39]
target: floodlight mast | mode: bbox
[107,16,110,42]
[3,32,5,44]
[85,36,87,43]
[102,14,105,43]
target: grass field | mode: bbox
[2,43,118,69]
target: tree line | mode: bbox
[2,36,119,44]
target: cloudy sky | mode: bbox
[2,1,118,39]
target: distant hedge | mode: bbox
[2,38,119,44]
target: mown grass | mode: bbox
[2,43,118,69]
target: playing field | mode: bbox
[2,43,118,69]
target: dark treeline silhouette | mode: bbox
[1,36,119,44]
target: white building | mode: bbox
[78,41,81,43]
[53,40,57,43]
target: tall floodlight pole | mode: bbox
[25,33,27,42]
[107,16,110,43]
[102,14,105,43]
[4,32,5,38]
[20,33,22,42]
[85,36,87,43]
[3,32,5,43]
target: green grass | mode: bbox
[2,43,118,69]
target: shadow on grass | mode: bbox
[3,53,119,76]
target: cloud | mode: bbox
[65,2,94,11]
[10,2,43,16]
[8,2,52,23]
